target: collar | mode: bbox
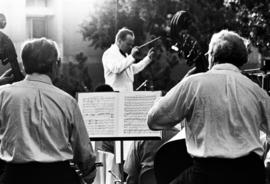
[210,63,241,73]
[119,49,127,57]
[24,73,53,85]
[112,44,119,50]
[112,44,127,56]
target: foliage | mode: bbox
[80,1,116,49]
[54,52,92,98]
[80,0,270,91]
[224,0,270,54]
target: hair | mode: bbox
[208,30,248,67]
[115,27,134,44]
[94,84,114,92]
[21,37,60,74]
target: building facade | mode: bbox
[0,0,104,87]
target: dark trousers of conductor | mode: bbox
[0,161,82,184]
[170,152,265,184]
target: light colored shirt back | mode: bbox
[0,74,96,171]
[147,64,270,158]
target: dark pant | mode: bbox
[170,152,265,184]
[0,161,81,184]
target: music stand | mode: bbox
[77,91,162,183]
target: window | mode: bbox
[27,18,48,38]
[26,0,50,38]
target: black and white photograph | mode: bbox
[0,0,269,183]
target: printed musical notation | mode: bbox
[77,91,162,138]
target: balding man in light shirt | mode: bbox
[147,30,270,184]
[102,27,154,92]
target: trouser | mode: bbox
[170,152,265,184]
[0,161,81,184]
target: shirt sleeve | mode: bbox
[260,91,270,138]
[132,56,152,74]
[102,47,135,74]
[70,102,96,184]
[147,77,193,130]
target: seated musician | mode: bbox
[123,11,207,184]
[123,128,180,184]
[147,29,270,184]
[0,38,96,184]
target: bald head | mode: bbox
[0,13,7,29]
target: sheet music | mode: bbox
[77,91,162,138]
[119,91,162,137]
[77,92,119,137]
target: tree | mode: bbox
[54,52,92,98]
[224,0,270,55]
[80,0,270,91]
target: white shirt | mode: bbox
[0,74,96,182]
[102,44,151,92]
[147,63,270,158]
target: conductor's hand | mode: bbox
[0,69,14,86]
[131,46,139,58]
[147,47,155,61]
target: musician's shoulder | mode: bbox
[185,71,208,81]
[0,83,12,91]
[53,85,75,99]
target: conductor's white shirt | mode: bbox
[102,44,151,92]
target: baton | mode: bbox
[136,80,148,91]
[138,36,161,49]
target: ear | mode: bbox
[208,54,214,69]
[0,22,4,29]
[118,38,123,44]
[49,60,59,81]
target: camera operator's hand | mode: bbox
[131,46,139,59]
